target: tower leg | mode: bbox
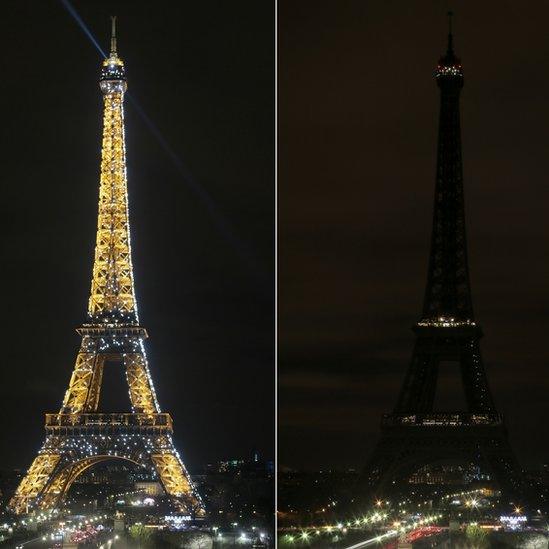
[9,430,205,517]
[124,353,158,414]
[9,454,61,515]
[360,425,524,502]
[150,436,205,517]
[61,348,99,413]
[85,355,106,412]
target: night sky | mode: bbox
[0,1,273,472]
[279,1,549,471]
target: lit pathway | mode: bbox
[344,530,398,549]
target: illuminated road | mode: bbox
[343,530,398,548]
[344,526,447,549]
[13,537,48,548]
[0,513,113,549]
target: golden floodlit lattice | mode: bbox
[88,89,136,317]
[9,18,205,517]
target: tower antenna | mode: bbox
[110,15,117,55]
[447,10,454,54]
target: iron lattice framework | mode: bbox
[9,20,205,517]
[361,23,522,498]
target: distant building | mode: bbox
[194,450,274,530]
[204,449,273,476]
[408,464,490,485]
[135,482,164,496]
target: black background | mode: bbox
[0,0,274,471]
[279,1,549,470]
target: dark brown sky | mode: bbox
[279,1,549,470]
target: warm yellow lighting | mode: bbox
[7,24,205,519]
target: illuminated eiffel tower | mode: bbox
[9,19,205,517]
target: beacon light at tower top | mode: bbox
[99,16,127,95]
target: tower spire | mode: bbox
[447,10,454,55]
[110,15,117,55]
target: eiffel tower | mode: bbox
[361,15,522,499]
[9,18,205,517]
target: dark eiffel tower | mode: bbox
[361,17,522,499]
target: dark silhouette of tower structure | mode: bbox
[362,16,522,499]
